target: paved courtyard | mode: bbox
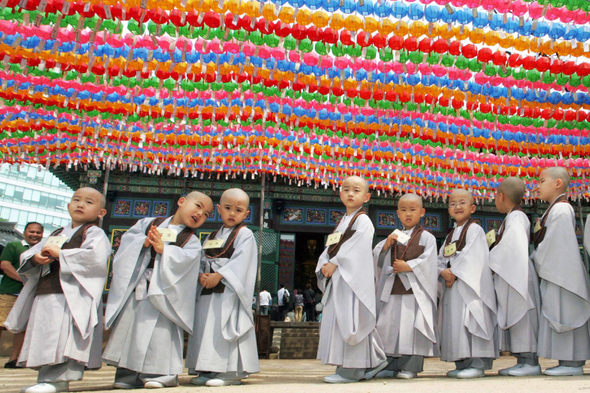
[0,356,589,393]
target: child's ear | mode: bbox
[177,196,186,208]
[470,204,477,214]
[363,192,371,203]
[98,208,107,219]
[420,208,426,218]
[555,178,564,190]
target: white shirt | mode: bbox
[277,287,289,306]
[259,290,272,306]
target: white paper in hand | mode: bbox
[157,227,178,242]
[45,235,68,249]
[392,229,410,245]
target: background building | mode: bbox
[0,164,73,236]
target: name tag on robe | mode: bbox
[443,242,457,257]
[392,229,410,245]
[203,238,225,249]
[157,228,178,242]
[326,232,342,246]
[46,235,68,248]
[533,219,542,233]
[485,229,496,247]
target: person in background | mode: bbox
[294,289,304,322]
[277,284,290,321]
[259,289,272,316]
[0,222,44,368]
[303,282,316,323]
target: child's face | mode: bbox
[175,194,213,229]
[339,178,370,212]
[537,171,560,202]
[217,196,250,227]
[448,192,476,226]
[67,188,106,226]
[397,199,425,229]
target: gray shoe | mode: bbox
[323,374,359,383]
[543,365,583,376]
[189,376,211,386]
[446,369,461,378]
[113,381,142,389]
[364,360,389,380]
[508,364,541,376]
[396,371,417,379]
[456,368,485,379]
[499,364,521,376]
[374,370,397,379]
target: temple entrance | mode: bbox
[293,232,325,292]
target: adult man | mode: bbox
[259,289,272,316]
[277,284,290,321]
[303,282,316,322]
[0,222,43,368]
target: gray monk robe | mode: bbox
[489,209,539,354]
[532,195,590,361]
[103,217,202,378]
[437,220,498,366]
[374,226,439,360]
[186,224,260,375]
[584,214,590,256]
[316,208,386,369]
[5,223,109,377]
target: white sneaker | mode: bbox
[322,374,359,384]
[508,364,541,376]
[499,364,521,376]
[205,378,242,387]
[396,371,417,379]
[144,381,165,389]
[446,369,461,378]
[543,365,583,376]
[364,360,389,380]
[22,382,68,393]
[456,368,485,379]
[374,370,397,379]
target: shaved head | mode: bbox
[342,176,369,192]
[449,188,473,203]
[498,177,525,204]
[542,167,570,190]
[398,193,423,208]
[185,191,213,211]
[220,188,250,206]
[78,187,106,208]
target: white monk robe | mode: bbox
[103,217,202,378]
[4,223,109,376]
[489,209,539,354]
[532,198,590,361]
[437,221,497,365]
[374,227,438,359]
[186,225,260,375]
[316,208,386,370]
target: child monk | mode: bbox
[533,167,590,375]
[5,188,110,393]
[373,193,438,379]
[103,191,213,388]
[438,189,497,378]
[186,188,259,387]
[490,177,540,376]
[316,176,387,383]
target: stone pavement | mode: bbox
[0,356,589,393]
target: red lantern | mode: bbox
[403,37,418,52]
[477,47,492,63]
[461,44,477,59]
[432,38,448,54]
